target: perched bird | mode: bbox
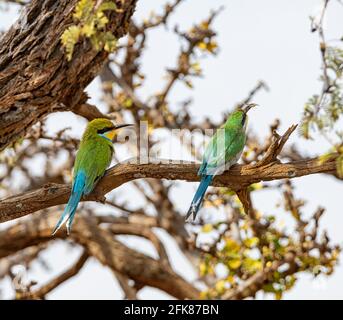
[52,118,132,235]
[186,103,257,221]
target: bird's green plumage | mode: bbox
[200,110,247,175]
[52,118,121,235]
[187,106,256,221]
[74,119,114,194]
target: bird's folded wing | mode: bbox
[201,126,245,175]
[73,143,113,195]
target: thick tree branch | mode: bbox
[72,103,109,121]
[0,156,337,223]
[0,214,200,299]
[0,0,137,151]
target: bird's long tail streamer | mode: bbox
[52,171,86,235]
[186,175,213,221]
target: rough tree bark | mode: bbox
[0,0,137,151]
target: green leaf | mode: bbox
[90,35,101,51]
[61,25,81,61]
[318,152,335,165]
[97,1,117,12]
[74,0,94,21]
[242,258,263,273]
[224,239,240,254]
[228,258,241,270]
[103,32,117,52]
[243,237,259,248]
[81,22,96,37]
[61,0,118,60]
[96,11,109,29]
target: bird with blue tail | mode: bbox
[186,103,257,221]
[52,118,133,235]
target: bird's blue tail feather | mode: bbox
[186,175,213,221]
[52,171,86,235]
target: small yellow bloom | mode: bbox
[202,224,213,233]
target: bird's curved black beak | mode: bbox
[114,124,134,130]
[243,103,258,113]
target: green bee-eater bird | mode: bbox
[186,103,257,221]
[52,118,133,235]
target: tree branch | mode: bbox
[0,0,137,151]
[222,252,296,300]
[112,270,138,300]
[108,223,171,267]
[0,214,200,299]
[0,155,337,223]
[0,245,44,279]
[72,102,109,121]
[17,250,89,299]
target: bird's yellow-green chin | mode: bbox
[104,130,116,141]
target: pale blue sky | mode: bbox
[1,0,342,299]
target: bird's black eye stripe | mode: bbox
[97,126,115,134]
[241,113,247,125]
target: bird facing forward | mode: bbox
[186,103,257,221]
[52,118,132,235]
